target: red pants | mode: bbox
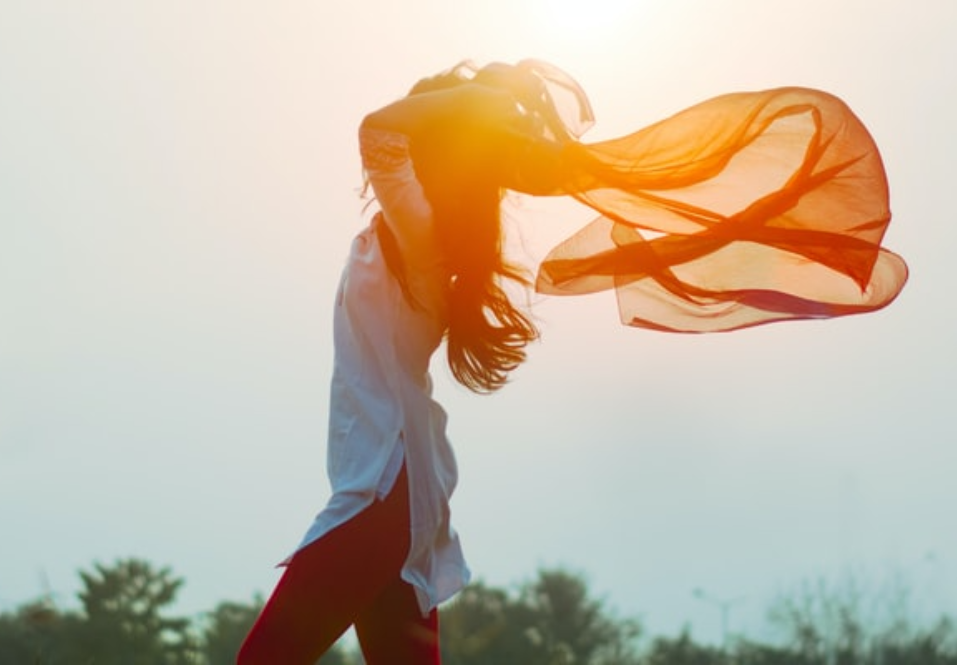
[237,466,440,664]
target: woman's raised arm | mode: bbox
[361,83,517,142]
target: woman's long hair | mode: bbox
[393,62,539,393]
[428,162,538,395]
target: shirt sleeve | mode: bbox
[359,127,437,262]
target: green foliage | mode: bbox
[520,569,642,665]
[76,558,197,665]
[440,581,542,663]
[0,558,198,665]
[201,597,263,665]
[643,629,726,665]
[440,569,641,665]
[766,570,957,664]
[0,600,87,664]
[2,558,956,664]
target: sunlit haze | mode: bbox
[1,0,954,646]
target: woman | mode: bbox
[238,60,906,664]
[237,61,567,665]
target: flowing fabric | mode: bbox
[513,62,908,332]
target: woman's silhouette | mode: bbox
[238,59,905,664]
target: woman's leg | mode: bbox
[237,467,411,665]
[354,577,440,665]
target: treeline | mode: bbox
[1,557,955,664]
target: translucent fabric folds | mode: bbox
[517,65,908,332]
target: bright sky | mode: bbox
[2,0,955,646]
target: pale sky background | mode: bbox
[1,0,955,647]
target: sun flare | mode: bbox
[523,0,642,44]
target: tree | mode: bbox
[767,569,957,665]
[643,628,727,665]
[75,557,197,664]
[0,601,55,664]
[0,599,88,664]
[731,640,811,665]
[4,556,956,664]
[202,597,262,665]
[440,568,641,665]
[520,569,641,665]
[441,581,542,664]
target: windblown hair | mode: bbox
[429,169,538,395]
[400,63,539,393]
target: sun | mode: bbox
[523,0,642,45]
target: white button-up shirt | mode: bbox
[292,128,470,614]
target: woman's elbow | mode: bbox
[360,109,387,132]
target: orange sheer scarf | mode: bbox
[517,62,908,332]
